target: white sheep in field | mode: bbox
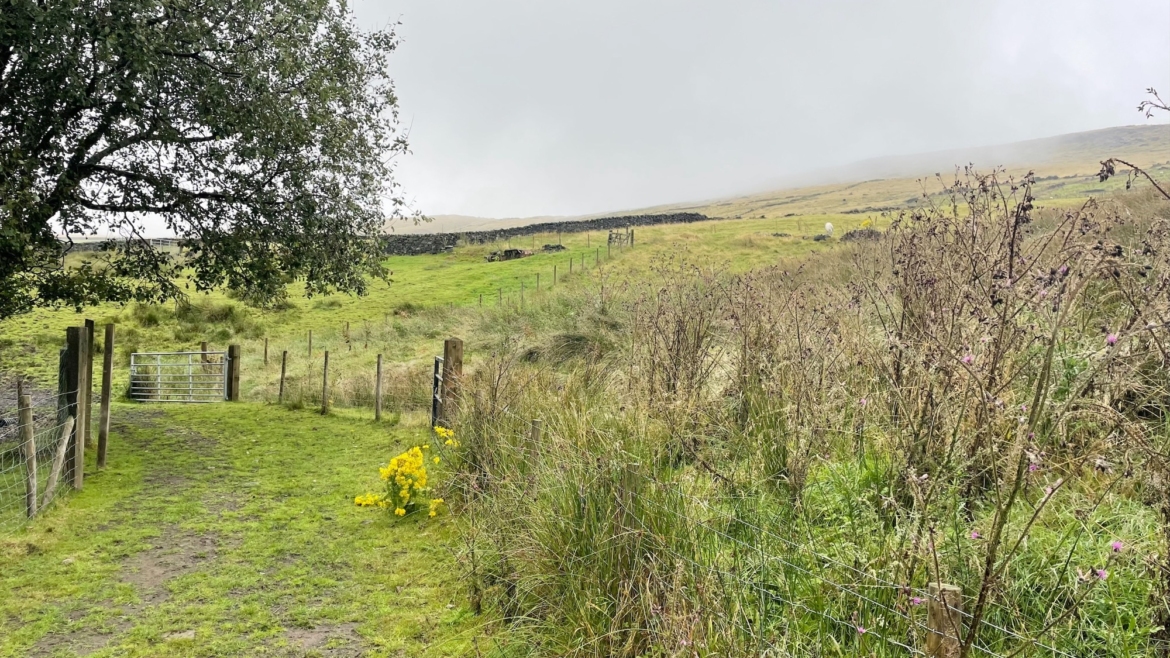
[824,222,834,237]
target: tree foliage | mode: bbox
[0,0,408,319]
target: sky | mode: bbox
[351,0,1170,220]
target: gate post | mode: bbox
[226,344,241,401]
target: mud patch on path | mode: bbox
[120,528,223,604]
[281,622,365,657]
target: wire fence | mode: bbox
[0,387,88,533]
[453,402,1090,658]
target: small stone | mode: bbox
[165,630,196,642]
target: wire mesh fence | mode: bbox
[0,386,82,533]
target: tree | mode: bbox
[0,0,409,320]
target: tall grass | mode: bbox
[442,171,1170,657]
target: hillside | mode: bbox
[398,123,1170,234]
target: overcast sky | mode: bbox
[351,0,1170,220]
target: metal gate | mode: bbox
[130,351,227,402]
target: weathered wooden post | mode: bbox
[64,326,89,490]
[264,338,269,365]
[569,258,573,275]
[19,393,35,518]
[498,288,502,306]
[98,324,114,468]
[278,350,288,404]
[201,341,209,364]
[321,350,330,414]
[479,293,483,307]
[553,264,557,286]
[440,338,463,423]
[375,353,384,421]
[520,280,525,307]
[529,418,542,456]
[346,321,351,351]
[308,330,313,357]
[595,247,599,266]
[926,583,963,657]
[630,229,634,246]
[226,344,241,401]
[85,319,95,448]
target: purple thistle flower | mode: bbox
[1106,333,1118,346]
[1028,463,1039,473]
[961,354,974,365]
[911,597,923,606]
[1111,541,1124,553]
[859,397,868,407]
[857,626,867,635]
[970,530,982,540]
[1096,569,1108,580]
[1059,265,1069,276]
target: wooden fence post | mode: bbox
[553,264,557,286]
[321,350,330,414]
[346,321,351,351]
[926,583,963,657]
[201,341,209,364]
[98,323,114,468]
[479,293,483,307]
[64,326,88,490]
[529,418,542,453]
[226,344,241,401]
[264,338,269,365]
[19,393,35,518]
[569,258,573,275]
[498,288,502,306]
[595,247,599,266]
[308,330,312,357]
[375,353,383,421]
[278,350,288,403]
[630,229,634,246]
[440,338,463,422]
[85,319,94,448]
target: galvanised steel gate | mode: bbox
[129,351,227,402]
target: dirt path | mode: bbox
[0,403,478,657]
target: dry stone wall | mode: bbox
[379,213,710,256]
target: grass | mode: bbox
[0,403,485,657]
[4,156,1170,656]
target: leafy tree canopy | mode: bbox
[0,0,408,319]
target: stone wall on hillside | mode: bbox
[380,213,711,256]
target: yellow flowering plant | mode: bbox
[355,428,456,518]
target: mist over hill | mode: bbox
[393,123,1170,234]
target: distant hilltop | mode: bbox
[380,213,709,256]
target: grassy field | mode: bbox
[3,158,1170,656]
[0,403,488,657]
